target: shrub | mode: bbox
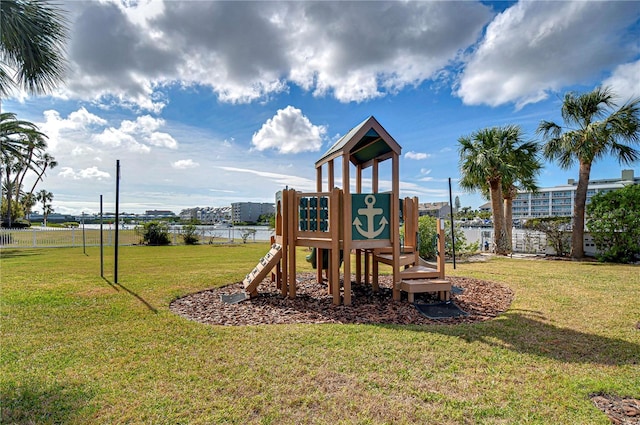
[181,224,199,245]
[524,217,571,257]
[137,221,171,246]
[587,184,640,263]
[414,215,478,260]
[239,228,256,243]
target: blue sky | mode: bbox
[3,0,639,215]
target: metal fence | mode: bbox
[462,227,548,254]
[0,225,551,253]
[0,226,275,249]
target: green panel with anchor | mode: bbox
[351,193,391,240]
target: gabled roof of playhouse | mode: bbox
[315,116,402,168]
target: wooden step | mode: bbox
[375,252,416,267]
[399,265,440,279]
[400,278,451,302]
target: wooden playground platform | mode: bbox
[242,116,451,305]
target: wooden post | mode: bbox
[316,167,324,284]
[280,191,289,297]
[411,197,419,264]
[288,189,297,298]
[392,154,401,301]
[355,162,362,288]
[372,159,379,193]
[437,218,446,279]
[342,158,351,305]
[328,159,334,190]
[370,159,380,292]
[331,188,341,304]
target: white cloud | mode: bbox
[40,107,107,151]
[404,151,430,160]
[456,1,640,108]
[602,60,640,101]
[93,115,177,152]
[147,132,178,149]
[71,146,95,156]
[217,166,315,191]
[47,1,492,110]
[58,166,111,180]
[252,106,326,154]
[172,159,199,169]
[285,2,492,102]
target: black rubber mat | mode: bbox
[414,301,468,319]
[221,292,249,304]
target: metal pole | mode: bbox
[82,212,86,255]
[115,160,120,284]
[100,195,103,278]
[448,177,456,269]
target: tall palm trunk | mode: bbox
[571,161,591,259]
[27,164,49,198]
[489,178,509,254]
[4,165,13,227]
[503,185,517,253]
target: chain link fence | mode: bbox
[0,226,274,249]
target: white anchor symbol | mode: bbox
[353,194,388,239]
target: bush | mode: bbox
[239,228,256,243]
[136,221,171,246]
[524,217,571,257]
[181,224,199,245]
[414,215,478,260]
[587,184,640,263]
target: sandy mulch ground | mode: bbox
[169,273,513,326]
[591,394,640,425]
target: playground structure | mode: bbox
[243,116,451,305]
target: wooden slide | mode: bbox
[242,243,282,296]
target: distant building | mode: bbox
[178,207,231,223]
[198,206,231,224]
[478,202,491,213]
[28,213,76,223]
[418,202,453,219]
[179,208,199,221]
[231,202,275,223]
[145,210,175,218]
[513,169,638,219]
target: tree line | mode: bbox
[458,87,640,260]
[1,0,68,227]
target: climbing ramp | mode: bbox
[242,243,283,296]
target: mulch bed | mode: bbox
[170,273,513,326]
[591,394,640,424]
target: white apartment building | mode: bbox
[417,202,453,219]
[512,169,638,219]
[231,202,275,223]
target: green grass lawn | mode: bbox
[1,244,638,424]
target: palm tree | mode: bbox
[500,133,542,246]
[0,112,47,226]
[0,0,69,96]
[26,152,57,198]
[538,86,640,259]
[21,192,36,220]
[459,125,540,254]
[36,189,53,226]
